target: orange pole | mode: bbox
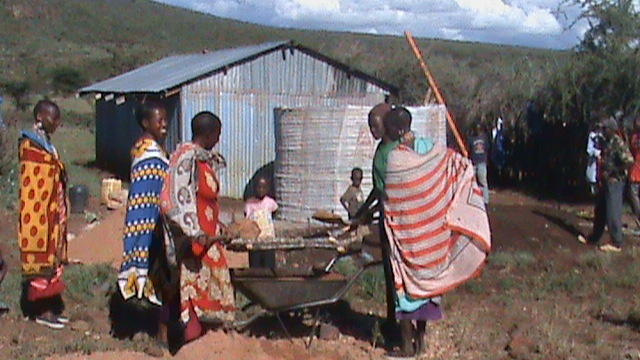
[404,31,469,158]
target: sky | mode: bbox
[154,0,590,49]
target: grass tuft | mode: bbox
[490,251,536,269]
[64,263,115,306]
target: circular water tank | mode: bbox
[274,105,447,222]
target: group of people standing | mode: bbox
[17,99,242,348]
[581,115,640,252]
[17,99,491,358]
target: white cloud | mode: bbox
[154,0,587,49]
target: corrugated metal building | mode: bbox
[80,41,396,198]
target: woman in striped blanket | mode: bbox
[382,107,491,358]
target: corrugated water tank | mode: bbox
[274,105,447,222]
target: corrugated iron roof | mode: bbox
[80,41,289,94]
[79,40,397,95]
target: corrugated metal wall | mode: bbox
[95,94,180,179]
[179,49,387,198]
[95,98,141,177]
[275,105,447,222]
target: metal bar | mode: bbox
[273,260,382,312]
[305,308,321,349]
[165,87,181,97]
[276,312,295,342]
[232,309,268,331]
[404,31,469,158]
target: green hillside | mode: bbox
[0,0,567,121]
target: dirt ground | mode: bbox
[1,189,640,359]
[66,200,248,269]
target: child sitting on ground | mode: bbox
[244,176,278,268]
[340,167,365,220]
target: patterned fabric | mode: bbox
[18,129,68,279]
[629,132,640,182]
[160,143,235,328]
[117,138,169,306]
[602,133,633,182]
[383,144,491,299]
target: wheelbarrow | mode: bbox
[229,244,380,347]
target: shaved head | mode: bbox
[191,111,222,150]
[368,103,392,140]
[191,111,221,138]
[33,99,61,134]
[384,106,412,141]
[33,99,59,120]
[368,103,392,124]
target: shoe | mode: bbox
[577,235,587,244]
[35,316,65,329]
[56,315,70,324]
[599,244,622,253]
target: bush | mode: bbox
[0,127,19,210]
[50,66,86,95]
[0,129,15,176]
[1,80,31,112]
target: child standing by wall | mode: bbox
[244,176,278,268]
[340,167,365,220]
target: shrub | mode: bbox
[0,126,19,210]
[0,128,16,176]
[1,80,31,111]
[50,66,86,95]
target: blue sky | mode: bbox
[153,0,590,49]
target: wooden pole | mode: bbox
[404,31,469,158]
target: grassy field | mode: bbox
[0,0,566,116]
[0,97,103,210]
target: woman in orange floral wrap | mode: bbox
[161,111,234,343]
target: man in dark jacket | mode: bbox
[580,117,633,252]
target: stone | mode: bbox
[143,344,166,358]
[319,323,340,341]
[70,320,91,332]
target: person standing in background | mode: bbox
[627,116,640,220]
[586,122,605,195]
[340,167,365,220]
[580,117,633,252]
[469,123,490,205]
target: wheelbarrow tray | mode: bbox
[231,268,347,312]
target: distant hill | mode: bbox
[0,0,567,120]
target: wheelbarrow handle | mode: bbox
[324,250,382,273]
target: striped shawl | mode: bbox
[384,144,491,299]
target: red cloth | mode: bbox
[182,160,234,341]
[27,266,65,301]
[630,132,640,182]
